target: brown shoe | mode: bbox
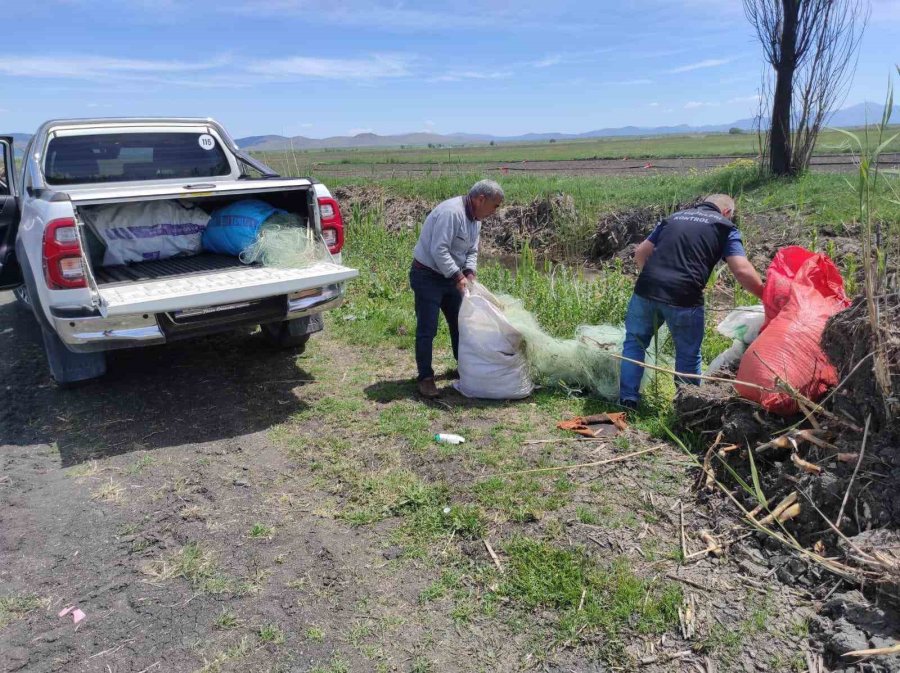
[417,377,440,399]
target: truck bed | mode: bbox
[94,253,252,286]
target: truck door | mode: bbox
[0,136,22,289]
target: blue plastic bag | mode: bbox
[202,199,286,256]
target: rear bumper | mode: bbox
[52,284,344,352]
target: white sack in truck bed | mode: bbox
[82,201,210,266]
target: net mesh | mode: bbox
[239,213,333,269]
[494,294,666,400]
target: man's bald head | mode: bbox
[703,194,735,220]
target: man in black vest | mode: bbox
[619,194,764,409]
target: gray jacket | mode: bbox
[413,196,479,279]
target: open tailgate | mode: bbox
[97,261,358,317]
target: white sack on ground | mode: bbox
[705,305,766,374]
[83,201,210,266]
[456,283,534,400]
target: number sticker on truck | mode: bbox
[198,134,216,151]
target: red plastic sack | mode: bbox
[760,246,847,328]
[735,247,849,416]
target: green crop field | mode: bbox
[249,126,900,169]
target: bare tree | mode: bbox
[744,0,868,176]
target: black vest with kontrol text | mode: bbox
[634,202,738,308]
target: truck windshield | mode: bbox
[44,132,231,185]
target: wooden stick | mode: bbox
[522,438,608,445]
[584,345,776,392]
[483,539,503,573]
[835,414,871,531]
[492,445,663,477]
[577,588,587,613]
[679,500,688,560]
[843,642,900,658]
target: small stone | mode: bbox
[788,558,807,575]
[739,559,768,578]
[232,479,250,487]
[382,546,404,560]
[776,567,795,584]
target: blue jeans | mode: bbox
[410,264,463,381]
[619,293,705,403]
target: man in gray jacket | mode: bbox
[411,179,504,398]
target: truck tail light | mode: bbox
[318,196,345,255]
[43,218,87,289]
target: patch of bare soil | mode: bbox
[1,290,817,673]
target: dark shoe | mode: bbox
[443,368,460,380]
[418,377,440,399]
[619,398,639,411]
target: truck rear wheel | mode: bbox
[260,320,311,351]
[16,240,106,385]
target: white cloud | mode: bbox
[0,55,227,79]
[247,54,412,80]
[684,101,719,109]
[533,55,564,68]
[429,70,511,82]
[348,128,374,135]
[649,102,660,107]
[603,78,653,85]
[667,58,730,74]
[728,94,762,104]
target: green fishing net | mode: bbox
[239,212,333,269]
[494,294,667,400]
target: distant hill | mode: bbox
[233,101,899,152]
[8,103,898,154]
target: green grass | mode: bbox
[214,610,240,629]
[141,542,233,595]
[329,162,900,415]
[258,623,285,645]
[248,523,274,539]
[251,126,900,171]
[498,537,681,659]
[0,595,44,629]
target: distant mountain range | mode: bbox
[233,102,899,152]
[7,103,898,156]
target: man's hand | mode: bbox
[456,275,469,295]
[726,256,764,299]
[634,240,655,272]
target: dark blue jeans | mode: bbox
[619,293,705,403]
[410,265,463,381]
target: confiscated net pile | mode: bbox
[494,293,665,400]
[239,213,333,269]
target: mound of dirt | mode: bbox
[673,379,786,447]
[589,206,665,260]
[332,185,431,233]
[481,193,576,256]
[822,294,900,433]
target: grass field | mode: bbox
[249,126,900,169]
[330,161,900,411]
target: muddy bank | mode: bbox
[333,186,873,285]
[673,292,900,672]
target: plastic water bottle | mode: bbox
[434,433,466,445]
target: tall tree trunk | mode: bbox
[770,0,799,176]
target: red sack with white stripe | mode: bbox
[734,247,849,416]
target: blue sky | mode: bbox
[1,0,898,138]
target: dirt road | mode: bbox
[305,153,900,180]
[0,290,820,672]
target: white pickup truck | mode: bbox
[0,118,358,384]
